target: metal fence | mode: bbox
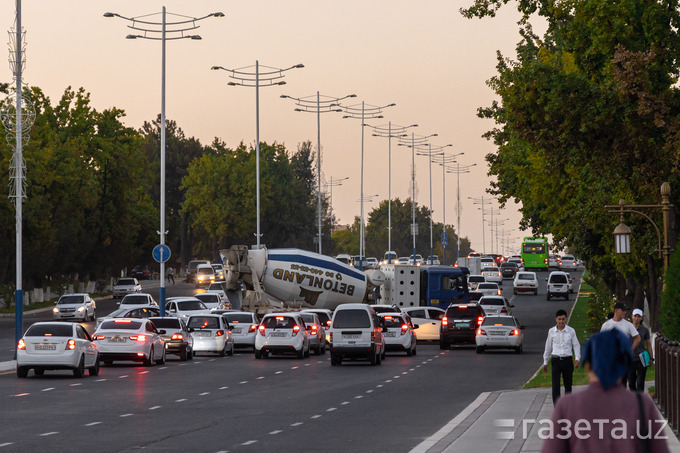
[655,336,679,432]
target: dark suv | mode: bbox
[131,264,151,280]
[440,303,485,349]
[500,262,518,278]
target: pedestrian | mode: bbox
[167,266,175,285]
[601,302,640,387]
[628,308,653,392]
[540,329,670,453]
[543,309,581,405]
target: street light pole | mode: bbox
[211,62,303,249]
[369,123,418,262]
[281,92,356,255]
[446,163,476,260]
[342,101,395,269]
[105,8,223,315]
[469,196,497,254]
[326,176,349,233]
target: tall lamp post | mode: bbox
[326,176,349,233]
[605,182,673,273]
[211,62,304,249]
[342,101,396,269]
[105,8,223,315]
[430,154,461,264]
[281,92,356,255]
[445,163,476,261]
[398,133,437,263]
[369,123,418,262]
[468,196,497,254]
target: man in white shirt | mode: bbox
[543,309,581,404]
[600,302,640,388]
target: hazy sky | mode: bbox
[2,0,534,256]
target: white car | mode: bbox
[118,293,158,308]
[378,312,418,356]
[301,308,333,343]
[548,254,562,269]
[481,266,503,284]
[401,306,445,341]
[255,313,310,359]
[475,315,524,354]
[95,306,161,329]
[17,322,100,378]
[478,296,514,316]
[193,292,223,309]
[195,263,216,288]
[112,277,142,298]
[53,293,96,321]
[381,251,398,265]
[299,312,326,355]
[165,297,211,318]
[560,254,577,271]
[513,271,538,295]
[425,255,440,265]
[480,257,495,269]
[546,271,570,300]
[94,318,166,366]
[476,282,502,297]
[396,257,410,265]
[187,314,235,356]
[365,257,379,269]
[329,304,385,366]
[467,275,486,291]
[211,264,226,282]
[222,311,259,349]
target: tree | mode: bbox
[660,248,680,340]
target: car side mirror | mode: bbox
[188,328,194,333]
[510,304,515,308]
[413,324,419,329]
[159,330,166,335]
[545,278,548,281]
[117,302,121,305]
[53,301,58,305]
[520,325,526,330]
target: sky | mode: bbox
[1,0,536,256]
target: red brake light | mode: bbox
[501,307,507,313]
[44,333,52,336]
[249,324,257,332]
[442,316,448,326]
[258,325,266,336]
[67,339,76,350]
[385,316,393,320]
[17,339,26,350]
[215,330,224,337]
[292,325,300,336]
[137,352,145,357]
[93,335,106,340]
[477,316,484,326]
[458,305,468,309]
[114,319,133,323]
[477,328,487,336]
[326,320,331,327]
[401,324,409,335]
[497,290,501,295]
[129,335,147,342]
[510,329,519,336]
[276,316,284,320]
[171,333,183,340]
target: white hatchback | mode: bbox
[17,322,100,378]
[481,266,503,284]
[378,312,418,356]
[479,296,514,316]
[513,271,539,295]
[165,298,211,318]
[187,314,234,356]
[222,311,259,349]
[560,254,577,271]
[255,313,310,359]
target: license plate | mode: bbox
[196,331,212,337]
[343,334,360,339]
[455,322,470,328]
[489,331,505,336]
[35,344,56,350]
[232,329,242,334]
[109,337,126,343]
[385,332,396,337]
[270,332,286,338]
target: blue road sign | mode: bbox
[441,232,448,246]
[153,244,171,263]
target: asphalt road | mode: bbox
[0,270,582,452]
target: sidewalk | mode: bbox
[412,383,680,452]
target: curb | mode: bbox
[0,360,16,372]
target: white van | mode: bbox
[546,271,570,300]
[329,304,386,366]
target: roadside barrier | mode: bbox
[656,336,680,432]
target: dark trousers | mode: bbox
[628,361,647,392]
[551,356,574,404]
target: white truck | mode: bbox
[456,256,481,276]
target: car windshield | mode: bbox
[100,320,143,330]
[178,300,207,311]
[469,276,485,282]
[25,324,73,337]
[562,256,574,260]
[551,274,569,283]
[447,306,482,317]
[381,315,406,328]
[332,309,371,328]
[195,294,219,303]
[484,267,499,272]
[480,298,504,306]
[482,317,516,326]
[478,283,498,289]
[501,263,515,268]
[188,316,220,329]
[262,316,297,329]
[121,295,149,305]
[299,314,318,325]
[116,279,136,286]
[224,313,254,323]
[306,312,330,324]
[517,274,535,280]
[57,295,85,305]
[150,318,181,329]
[197,267,213,275]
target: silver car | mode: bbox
[221,311,258,349]
[52,293,96,321]
[299,312,326,355]
[478,296,514,316]
[112,278,142,298]
[187,314,234,357]
[475,315,524,354]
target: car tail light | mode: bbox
[509,329,519,336]
[114,319,132,323]
[458,305,468,309]
[258,325,266,336]
[371,331,376,341]
[215,330,224,337]
[137,352,145,357]
[171,333,183,340]
[326,320,331,327]
[477,316,484,326]
[477,328,487,336]
[249,324,257,332]
[93,335,106,340]
[442,316,448,326]
[276,316,284,320]
[400,324,409,335]
[67,339,76,350]
[129,335,147,342]
[292,325,301,336]
[501,307,507,314]
[311,324,318,333]
[496,290,501,295]
[17,339,26,350]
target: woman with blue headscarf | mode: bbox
[541,329,669,452]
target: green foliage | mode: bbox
[661,247,680,340]
[584,274,614,333]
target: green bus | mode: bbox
[521,237,548,270]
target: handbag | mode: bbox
[640,350,651,367]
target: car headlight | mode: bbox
[77,306,85,312]
[53,307,59,313]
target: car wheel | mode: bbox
[413,345,417,356]
[439,340,449,350]
[515,345,523,354]
[179,347,188,361]
[227,341,234,356]
[157,347,166,364]
[406,346,413,357]
[369,352,377,366]
[376,352,382,365]
[144,347,154,366]
[547,294,551,301]
[304,344,310,358]
[297,347,304,359]
[73,356,85,378]
[330,353,337,366]
[89,355,100,376]
[219,344,226,357]
[381,347,386,360]
[255,349,262,359]
[320,342,326,355]
[17,366,29,378]
[534,289,538,295]
[476,346,484,354]
[33,367,44,376]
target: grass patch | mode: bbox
[523,276,655,389]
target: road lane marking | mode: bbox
[199,392,210,396]
[256,376,264,380]
[239,381,248,385]
[149,406,161,410]
[119,375,128,379]
[327,408,337,412]
[354,396,363,399]
[175,399,187,403]
[341,401,350,405]
[241,440,257,446]
[291,422,303,427]
[120,414,133,418]
[96,379,106,382]
[0,442,14,447]
[304,363,310,366]
[385,379,392,383]
[85,422,101,427]
[409,368,415,371]
[402,371,408,375]
[269,430,282,435]
[291,366,299,370]
[311,415,322,419]
[159,366,168,369]
[140,371,149,375]
[14,393,29,397]
[39,432,58,437]
[70,383,82,387]
[219,386,229,390]
[376,385,383,388]
[366,390,374,394]
[42,388,54,392]
[275,371,283,374]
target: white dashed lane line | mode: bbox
[85,422,101,427]
[219,386,229,390]
[70,383,82,387]
[39,432,58,437]
[199,392,210,396]
[256,376,265,380]
[327,407,337,412]
[42,388,54,392]
[269,430,282,435]
[149,406,161,410]
[239,381,248,385]
[241,440,257,446]
[311,415,322,419]
[275,371,283,374]
[175,399,187,403]
[0,443,14,448]
[120,414,133,418]
[291,422,303,427]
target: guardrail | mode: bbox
[655,336,679,433]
